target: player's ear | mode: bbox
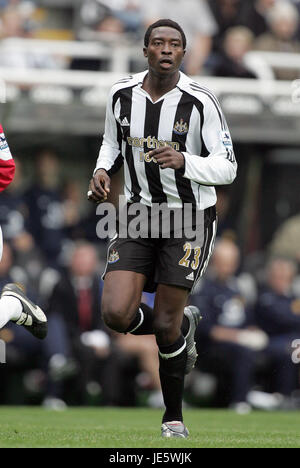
[143,47,148,58]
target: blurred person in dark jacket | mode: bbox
[190,239,268,411]
[239,0,276,37]
[255,258,300,397]
[213,26,257,78]
[24,149,66,267]
[47,241,137,406]
[209,0,243,53]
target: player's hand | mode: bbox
[87,169,111,204]
[149,146,185,170]
[237,330,269,351]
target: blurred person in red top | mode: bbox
[0,125,48,341]
[0,124,15,192]
[0,124,15,258]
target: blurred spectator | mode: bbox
[0,2,34,39]
[212,26,257,78]
[11,231,46,292]
[77,0,142,40]
[61,180,82,238]
[255,258,300,397]
[190,239,268,410]
[141,0,218,75]
[0,2,65,69]
[254,0,300,80]
[215,187,237,240]
[291,0,300,38]
[96,14,124,35]
[47,242,137,406]
[239,0,276,37]
[23,148,66,267]
[0,242,21,286]
[115,333,163,408]
[209,0,243,53]
[269,213,300,262]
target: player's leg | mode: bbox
[0,293,23,329]
[0,230,21,327]
[102,272,190,338]
[101,270,148,332]
[0,228,17,327]
[153,284,190,438]
[0,283,47,339]
[101,231,157,334]
[100,225,192,338]
[0,237,47,337]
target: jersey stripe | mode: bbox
[143,99,167,204]
[192,99,210,158]
[118,86,142,202]
[190,83,226,131]
[172,91,197,206]
[107,96,124,176]
[156,92,182,207]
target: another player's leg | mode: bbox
[0,283,47,339]
[153,284,190,438]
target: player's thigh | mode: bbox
[101,270,147,327]
[101,235,155,325]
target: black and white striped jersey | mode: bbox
[94,70,237,210]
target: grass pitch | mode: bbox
[0,407,299,448]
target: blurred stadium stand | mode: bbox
[1,0,300,409]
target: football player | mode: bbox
[0,124,47,339]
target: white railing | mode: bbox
[1,39,300,78]
[0,67,294,97]
[244,51,300,80]
[0,38,145,74]
[0,39,299,114]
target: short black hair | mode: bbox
[144,19,187,50]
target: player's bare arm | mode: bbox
[149,146,185,170]
[88,168,111,203]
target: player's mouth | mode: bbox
[159,58,173,67]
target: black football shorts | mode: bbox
[102,204,217,293]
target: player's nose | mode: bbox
[161,44,172,54]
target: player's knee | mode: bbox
[102,305,131,333]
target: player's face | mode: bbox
[144,27,185,75]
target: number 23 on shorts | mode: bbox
[179,242,201,270]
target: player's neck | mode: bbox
[142,70,180,103]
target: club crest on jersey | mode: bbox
[108,249,120,264]
[0,133,8,151]
[173,119,189,135]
